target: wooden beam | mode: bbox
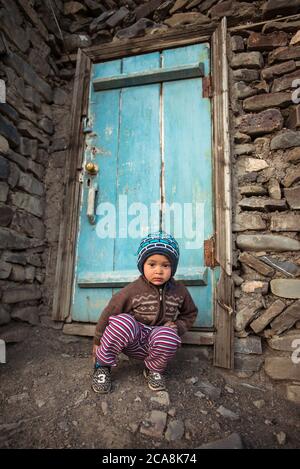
[58,23,216,65]
[211,18,234,369]
[63,322,214,345]
[52,49,91,321]
[93,63,204,91]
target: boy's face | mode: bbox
[143,254,172,286]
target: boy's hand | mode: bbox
[164,321,178,331]
[92,344,98,364]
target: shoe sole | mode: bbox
[91,383,111,394]
[143,369,166,392]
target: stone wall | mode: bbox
[0,0,72,331]
[0,0,300,399]
[228,20,300,397]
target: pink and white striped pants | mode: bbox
[95,313,182,373]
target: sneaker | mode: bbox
[91,366,112,394]
[143,367,166,391]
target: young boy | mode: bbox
[91,232,198,393]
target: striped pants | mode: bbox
[95,313,182,373]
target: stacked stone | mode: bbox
[58,0,266,50]
[0,0,71,328]
[230,22,300,391]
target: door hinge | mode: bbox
[202,75,212,99]
[204,236,218,268]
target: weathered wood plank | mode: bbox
[93,63,204,91]
[57,25,215,65]
[63,322,214,345]
[212,18,234,369]
[52,49,91,321]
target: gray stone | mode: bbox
[235,298,263,332]
[250,299,286,333]
[265,357,300,380]
[236,234,300,251]
[234,336,262,354]
[234,144,255,156]
[38,117,54,135]
[248,31,288,51]
[106,7,129,27]
[233,213,267,232]
[286,384,300,403]
[0,227,43,250]
[284,186,300,209]
[5,149,29,172]
[0,261,12,279]
[236,157,269,174]
[243,92,291,112]
[0,305,11,325]
[150,391,170,407]
[164,12,210,27]
[165,420,185,441]
[135,0,163,20]
[0,205,14,226]
[28,160,44,180]
[272,70,300,93]
[232,69,260,82]
[0,9,29,53]
[0,103,19,125]
[271,131,300,150]
[116,18,162,40]
[239,252,274,276]
[258,256,300,277]
[8,161,20,189]
[233,82,257,100]
[238,109,283,136]
[2,285,42,304]
[268,178,281,200]
[268,331,300,351]
[19,138,38,159]
[53,89,69,106]
[64,34,92,53]
[17,121,48,145]
[269,45,300,64]
[0,136,9,155]
[270,213,300,231]
[262,60,296,80]
[234,354,264,372]
[283,165,300,188]
[11,192,44,218]
[24,86,41,110]
[2,251,26,266]
[196,380,221,400]
[11,211,45,239]
[285,147,300,164]
[197,433,243,449]
[11,306,40,325]
[4,52,53,103]
[239,197,286,211]
[0,182,9,202]
[239,184,267,196]
[10,264,26,282]
[231,35,245,52]
[216,405,240,421]
[0,115,20,149]
[140,410,167,438]
[271,300,300,334]
[263,0,300,18]
[231,52,264,70]
[18,172,44,197]
[234,132,252,144]
[271,280,300,299]
[241,280,269,295]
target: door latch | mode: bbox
[82,117,93,134]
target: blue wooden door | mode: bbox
[71,43,216,328]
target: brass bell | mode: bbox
[85,162,98,175]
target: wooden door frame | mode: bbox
[52,18,234,368]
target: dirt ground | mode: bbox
[0,323,300,450]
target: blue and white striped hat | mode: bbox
[137,232,180,276]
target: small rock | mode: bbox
[194,391,205,398]
[185,376,199,385]
[253,399,265,409]
[168,407,176,417]
[165,420,185,441]
[35,399,46,408]
[217,405,240,421]
[74,390,88,406]
[275,431,286,445]
[101,401,108,416]
[7,393,29,404]
[140,410,167,438]
[150,391,170,407]
[225,385,235,394]
[134,396,141,402]
[128,423,139,434]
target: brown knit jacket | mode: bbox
[93,275,198,345]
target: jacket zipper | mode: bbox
[158,287,164,323]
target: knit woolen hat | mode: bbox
[136,232,180,276]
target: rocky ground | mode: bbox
[0,323,300,450]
